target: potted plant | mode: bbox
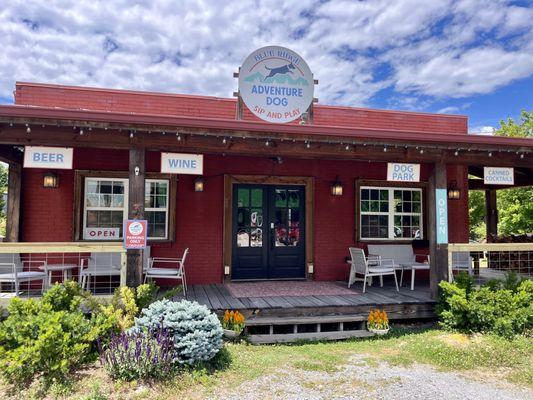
[222,310,245,339]
[367,309,390,335]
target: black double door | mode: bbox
[232,185,305,280]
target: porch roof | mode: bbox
[0,104,531,149]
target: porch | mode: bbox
[174,280,435,343]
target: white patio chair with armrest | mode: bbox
[451,251,473,278]
[78,252,122,291]
[0,254,48,296]
[348,247,399,293]
[144,248,189,295]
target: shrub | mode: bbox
[133,299,223,365]
[99,328,174,381]
[438,278,533,337]
[0,298,96,385]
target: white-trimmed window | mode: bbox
[360,186,423,240]
[83,178,169,240]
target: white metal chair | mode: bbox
[0,254,48,296]
[78,252,122,291]
[348,247,399,293]
[451,251,473,277]
[144,248,189,295]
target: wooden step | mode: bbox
[246,314,366,326]
[249,329,374,344]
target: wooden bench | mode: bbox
[367,244,430,290]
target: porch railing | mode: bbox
[0,242,126,298]
[447,243,533,284]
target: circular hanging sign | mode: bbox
[238,46,314,124]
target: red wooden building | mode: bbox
[0,81,531,300]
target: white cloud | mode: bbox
[0,0,531,109]
[469,125,495,135]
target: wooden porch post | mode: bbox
[126,147,145,287]
[6,162,21,242]
[429,161,449,299]
[485,189,498,242]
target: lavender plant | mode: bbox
[98,327,174,381]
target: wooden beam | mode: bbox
[126,147,145,287]
[485,189,498,242]
[6,163,21,242]
[0,125,530,167]
[429,161,448,299]
[0,145,23,165]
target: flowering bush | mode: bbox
[133,299,223,365]
[367,309,389,331]
[222,310,245,334]
[99,328,174,381]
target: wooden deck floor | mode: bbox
[174,282,436,321]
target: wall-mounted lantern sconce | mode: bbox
[331,176,343,196]
[43,172,59,188]
[194,177,205,192]
[448,180,461,200]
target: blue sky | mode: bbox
[0,0,531,133]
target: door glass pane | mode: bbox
[237,228,249,247]
[288,190,300,207]
[275,190,287,207]
[251,189,262,207]
[237,189,249,207]
[251,228,262,247]
[287,209,300,246]
[250,208,263,227]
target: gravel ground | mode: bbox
[208,358,532,400]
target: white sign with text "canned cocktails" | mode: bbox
[387,163,420,182]
[161,153,203,175]
[238,46,314,124]
[24,146,73,169]
[484,167,514,185]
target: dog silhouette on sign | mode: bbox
[264,63,295,79]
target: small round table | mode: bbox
[39,264,79,286]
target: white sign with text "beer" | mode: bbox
[24,146,73,169]
[484,167,514,185]
[387,163,420,182]
[161,153,203,175]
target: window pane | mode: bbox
[379,201,388,212]
[361,201,369,212]
[370,201,380,212]
[250,208,263,227]
[412,191,421,201]
[100,182,112,194]
[113,182,124,194]
[361,189,369,200]
[251,228,262,247]
[86,194,99,207]
[87,181,98,194]
[379,190,388,200]
[370,190,379,200]
[101,194,112,207]
[112,195,124,208]
[155,195,167,208]
[156,183,167,195]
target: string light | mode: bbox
[26,124,31,134]
[345,144,350,151]
[129,131,134,138]
[383,146,387,152]
[520,153,525,159]
[454,150,459,156]
[488,152,492,157]
[265,139,271,147]
[305,141,311,149]
[222,137,228,144]
[419,148,424,154]
[176,133,182,141]
[79,128,84,136]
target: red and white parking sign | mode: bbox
[123,220,147,249]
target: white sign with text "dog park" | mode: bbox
[238,46,314,124]
[387,163,420,182]
[161,153,203,175]
[484,167,514,185]
[23,146,73,169]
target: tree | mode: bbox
[469,110,533,238]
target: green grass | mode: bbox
[2,328,532,399]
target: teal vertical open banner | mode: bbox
[436,189,448,244]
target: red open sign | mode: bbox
[123,220,147,249]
